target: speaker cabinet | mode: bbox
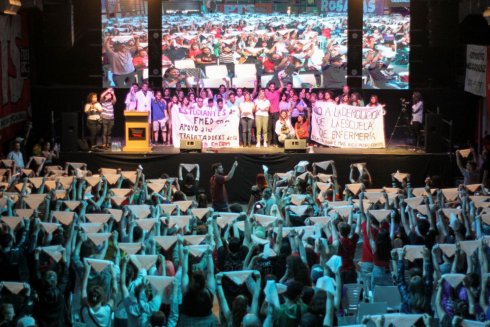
[61,112,79,152]
[284,139,307,153]
[180,139,202,153]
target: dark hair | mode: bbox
[197,193,208,208]
[416,219,430,236]
[285,280,304,301]
[150,311,167,327]
[375,229,392,262]
[86,92,97,103]
[184,173,195,185]
[407,275,427,313]
[232,295,249,327]
[217,99,223,104]
[339,222,351,237]
[286,255,311,286]
[211,163,222,172]
[227,237,241,253]
[412,91,422,103]
[0,233,13,249]
[133,225,143,241]
[172,191,186,202]
[87,285,105,307]
[80,240,96,259]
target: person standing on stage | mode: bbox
[151,91,168,145]
[100,88,117,149]
[254,89,271,148]
[239,92,255,147]
[411,91,424,146]
[265,78,284,147]
[124,83,139,110]
[135,82,154,141]
[335,85,350,104]
[210,161,238,212]
[83,92,103,149]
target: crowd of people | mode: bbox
[0,146,490,327]
[83,81,424,150]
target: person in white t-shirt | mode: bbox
[254,90,271,147]
[275,110,295,145]
[135,82,154,113]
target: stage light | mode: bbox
[0,0,21,15]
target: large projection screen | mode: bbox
[161,4,348,89]
[101,0,149,88]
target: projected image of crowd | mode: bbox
[362,10,410,90]
[161,13,348,89]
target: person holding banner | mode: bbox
[254,90,271,147]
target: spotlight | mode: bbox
[0,0,21,15]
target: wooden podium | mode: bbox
[123,111,151,152]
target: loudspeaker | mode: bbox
[180,139,202,153]
[61,112,79,152]
[284,139,307,153]
[425,113,445,153]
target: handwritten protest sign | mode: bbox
[172,106,239,148]
[310,102,385,148]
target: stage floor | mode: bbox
[60,145,453,203]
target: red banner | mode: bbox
[0,13,30,154]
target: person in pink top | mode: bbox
[264,77,284,147]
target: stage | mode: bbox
[60,146,454,203]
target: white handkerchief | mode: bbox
[216,213,240,228]
[368,209,391,223]
[309,216,331,227]
[135,218,158,231]
[461,319,486,327]
[262,242,276,259]
[40,245,65,262]
[58,176,74,190]
[223,270,254,285]
[24,194,46,209]
[64,201,81,211]
[3,282,25,294]
[181,164,197,172]
[40,222,61,234]
[28,177,44,189]
[441,188,459,202]
[127,205,151,219]
[188,245,208,258]
[85,258,112,272]
[438,244,456,257]
[147,182,166,193]
[104,173,121,185]
[383,187,400,194]
[2,216,23,230]
[174,200,193,212]
[315,276,336,295]
[326,255,342,274]
[404,245,425,262]
[80,223,103,234]
[481,214,490,226]
[118,242,142,255]
[459,149,472,158]
[44,180,56,191]
[85,214,111,224]
[168,215,192,229]
[353,199,372,213]
[110,188,132,197]
[111,196,126,206]
[130,254,158,271]
[154,236,178,250]
[393,171,409,183]
[346,183,362,195]
[107,209,123,222]
[54,190,67,200]
[290,194,308,206]
[442,208,462,218]
[465,184,482,193]
[442,273,465,288]
[364,192,385,203]
[459,240,480,256]
[372,314,423,327]
[313,161,331,170]
[53,211,75,226]
[251,234,269,245]
[86,233,111,246]
[316,182,331,192]
[121,171,137,184]
[296,172,309,181]
[146,275,174,292]
[254,214,278,226]
[235,221,245,232]
[84,175,101,187]
[191,208,210,220]
[317,174,333,183]
[414,205,434,216]
[264,280,280,307]
[160,204,178,215]
[289,205,309,216]
[15,209,33,219]
[404,196,424,208]
[411,188,428,197]
[183,235,206,245]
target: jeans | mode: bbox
[102,119,114,146]
[371,265,393,288]
[359,261,374,294]
[268,112,280,145]
[240,117,254,146]
[255,115,268,144]
[113,71,136,88]
[86,119,101,147]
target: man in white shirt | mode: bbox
[135,82,154,113]
[6,141,24,169]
